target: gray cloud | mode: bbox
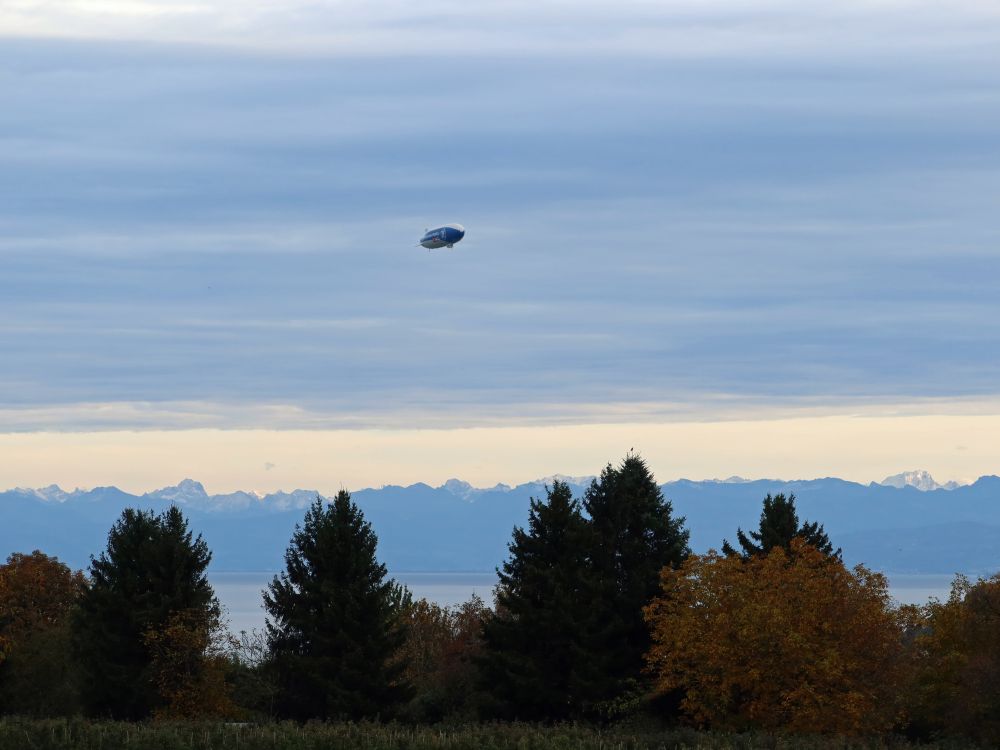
[1,22,999,429]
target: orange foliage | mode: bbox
[644,539,905,734]
[0,551,85,662]
[401,596,489,686]
[143,608,235,719]
[397,596,490,717]
[399,598,451,685]
[905,574,1000,743]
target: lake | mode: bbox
[212,571,499,634]
[210,570,960,635]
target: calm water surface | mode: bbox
[210,571,959,635]
[211,571,498,634]
[885,573,956,606]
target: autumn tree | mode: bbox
[722,492,838,559]
[904,574,1000,743]
[73,506,222,719]
[143,608,235,719]
[582,454,690,713]
[264,492,410,720]
[645,539,904,733]
[398,595,491,721]
[480,481,592,719]
[0,551,86,716]
[397,598,451,722]
[447,595,491,706]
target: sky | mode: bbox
[2,1,1000,492]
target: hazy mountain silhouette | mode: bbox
[3,474,999,574]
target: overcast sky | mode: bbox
[2,1,999,489]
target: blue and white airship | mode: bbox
[419,224,465,250]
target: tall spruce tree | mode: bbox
[722,492,839,559]
[264,491,410,720]
[73,506,218,719]
[581,453,690,713]
[480,481,591,719]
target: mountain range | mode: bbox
[3,472,999,575]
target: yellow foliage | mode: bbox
[644,539,905,734]
[143,609,236,720]
[905,574,1000,743]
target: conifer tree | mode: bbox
[73,506,219,719]
[480,481,590,719]
[264,491,410,720]
[722,493,839,559]
[581,453,690,713]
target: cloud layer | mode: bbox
[2,2,1000,430]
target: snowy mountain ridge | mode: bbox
[4,473,1000,574]
[880,470,966,492]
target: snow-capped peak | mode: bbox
[438,478,514,499]
[880,470,963,492]
[262,489,322,511]
[442,478,475,500]
[145,478,209,504]
[530,474,595,487]
[30,484,72,502]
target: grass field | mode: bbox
[0,719,978,750]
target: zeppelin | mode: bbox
[419,224,465,250]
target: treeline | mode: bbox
[1,454,999,744]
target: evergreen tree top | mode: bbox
[582,453,690,569]
[279,491,387,592]
[722,493,840,560]
[496,480,586,603]
[88,506,214,617]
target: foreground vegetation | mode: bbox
[0,719,982,750]
[3,453,1000,746]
